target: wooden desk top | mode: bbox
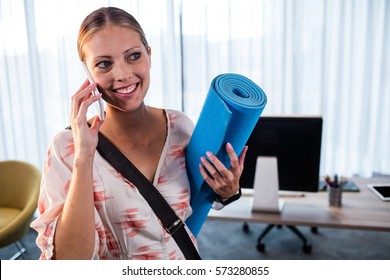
[208,177,390,232]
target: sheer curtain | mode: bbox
[181,0,389,177]
[0,0,182,169]
[1,0,389,177]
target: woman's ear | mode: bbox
[147,47,152,68]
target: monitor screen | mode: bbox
[239,116,323,192]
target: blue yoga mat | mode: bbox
[185,73,267,236]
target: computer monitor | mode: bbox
[240,115,323,192]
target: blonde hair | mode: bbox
[77,7,149,61]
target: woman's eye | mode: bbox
[126,52,141,61]
[96,61,112,69]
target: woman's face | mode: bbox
[83,25,151,113]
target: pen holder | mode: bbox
[328,187,342,207]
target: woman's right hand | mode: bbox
[70,79,104,159]
[53,80,104,259]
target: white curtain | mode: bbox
[181,0,390,177]
[0,0,182,168]
[1,0,389,177]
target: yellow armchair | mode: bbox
[0,160,41,259]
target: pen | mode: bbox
[340,177,348,189]
[334,174,339,188]
[325,175,334,187]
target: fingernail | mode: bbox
[227,142,233,149]
[206,151,212,158]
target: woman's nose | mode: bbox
[114,62,132,82]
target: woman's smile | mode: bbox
[113,83,138,97]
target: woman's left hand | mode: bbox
[199,143,248,200]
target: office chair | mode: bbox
[0,160,41,259]
[243,222,315,254]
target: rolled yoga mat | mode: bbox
[185,73,267,236]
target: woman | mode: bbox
[31,7,247,260]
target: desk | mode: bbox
[208,177,390,232]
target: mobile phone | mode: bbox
[81,62,105,121]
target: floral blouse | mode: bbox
[31,109,199,260]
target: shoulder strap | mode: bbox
[96,132,201,260]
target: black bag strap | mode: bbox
[96,132,201,260]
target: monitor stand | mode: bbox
[252,156,285,213]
